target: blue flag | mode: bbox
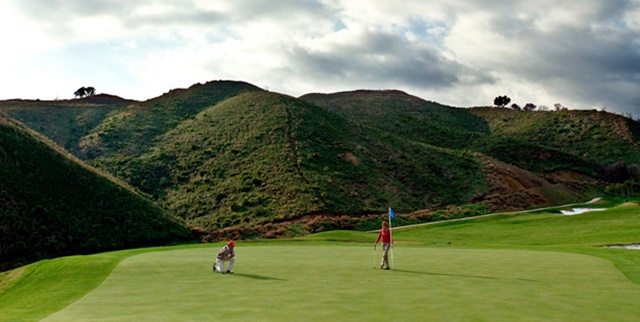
[389,207,396,219]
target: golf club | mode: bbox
[372,245,376,268]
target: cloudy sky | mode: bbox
[1,0,639,116]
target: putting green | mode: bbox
[41,245,640,321]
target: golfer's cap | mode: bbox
[382,222,388,226]
[228,240,236,247]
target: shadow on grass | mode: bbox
[227,273,286,281]
[393,269,541,282]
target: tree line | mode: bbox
[494,95,570,112]
[603,162,640,200]
[605,180,639,200]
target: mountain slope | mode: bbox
[300,90,488,149]
[469,107,640,167]
[0,94,130,156]
[105,91,489,229]
[1,81,637,242]
[79,80,262,158]
[0,113,194,270]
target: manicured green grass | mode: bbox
[2,199,640,321]
[31,245,640,321]
[395,200,640,284]
[0,248,162,321]
[310,199,640,284]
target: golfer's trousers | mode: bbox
[381,243,390,268]
[216,257,235,272]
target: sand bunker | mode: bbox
[560,208,606,215]
[606,244,640,250]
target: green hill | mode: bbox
[469,107,640,171]
[100,91,487,232]
[0,94,130,156]
[469,107,640,163]
[77,80,262,158]
[300,90,488,149]
[0,113,195,271]
[2,80,639,244]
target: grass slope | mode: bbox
[0,94,128,156]
[0,247,159,321]
[475,137,602,176]
[104,91,488,229]
[301,90,488,149]
[470,107,640,166]
[0,113,194,270]
[80,80,262,158]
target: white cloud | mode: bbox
[0,0,638,116]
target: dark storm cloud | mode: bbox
[288,29,491,90]
[540,22,640,115]
[460,0,640,115]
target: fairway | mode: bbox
[39,245,640,321]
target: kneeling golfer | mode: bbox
[213,240,236,274]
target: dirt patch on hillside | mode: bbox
[477,156,595,211]
[615,117,636,145]
[196,212,388,242]
[479,156,548,211]
[343,152,359,164]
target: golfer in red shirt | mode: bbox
[374,222,393,270]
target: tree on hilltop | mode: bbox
[554,103,568,111]
[493,95,511,108]
[74,86,96,98]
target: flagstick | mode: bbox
[388,208,395,270]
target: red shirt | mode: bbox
[375,228,392,244]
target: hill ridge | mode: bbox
[0,112,194,270]
[2,79,639,246]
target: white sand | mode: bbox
[560,208,606,215]
[607,244,640,250]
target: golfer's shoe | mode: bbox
[226,270,233,274]
[213,264,217,272]
[384,267,390,270]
